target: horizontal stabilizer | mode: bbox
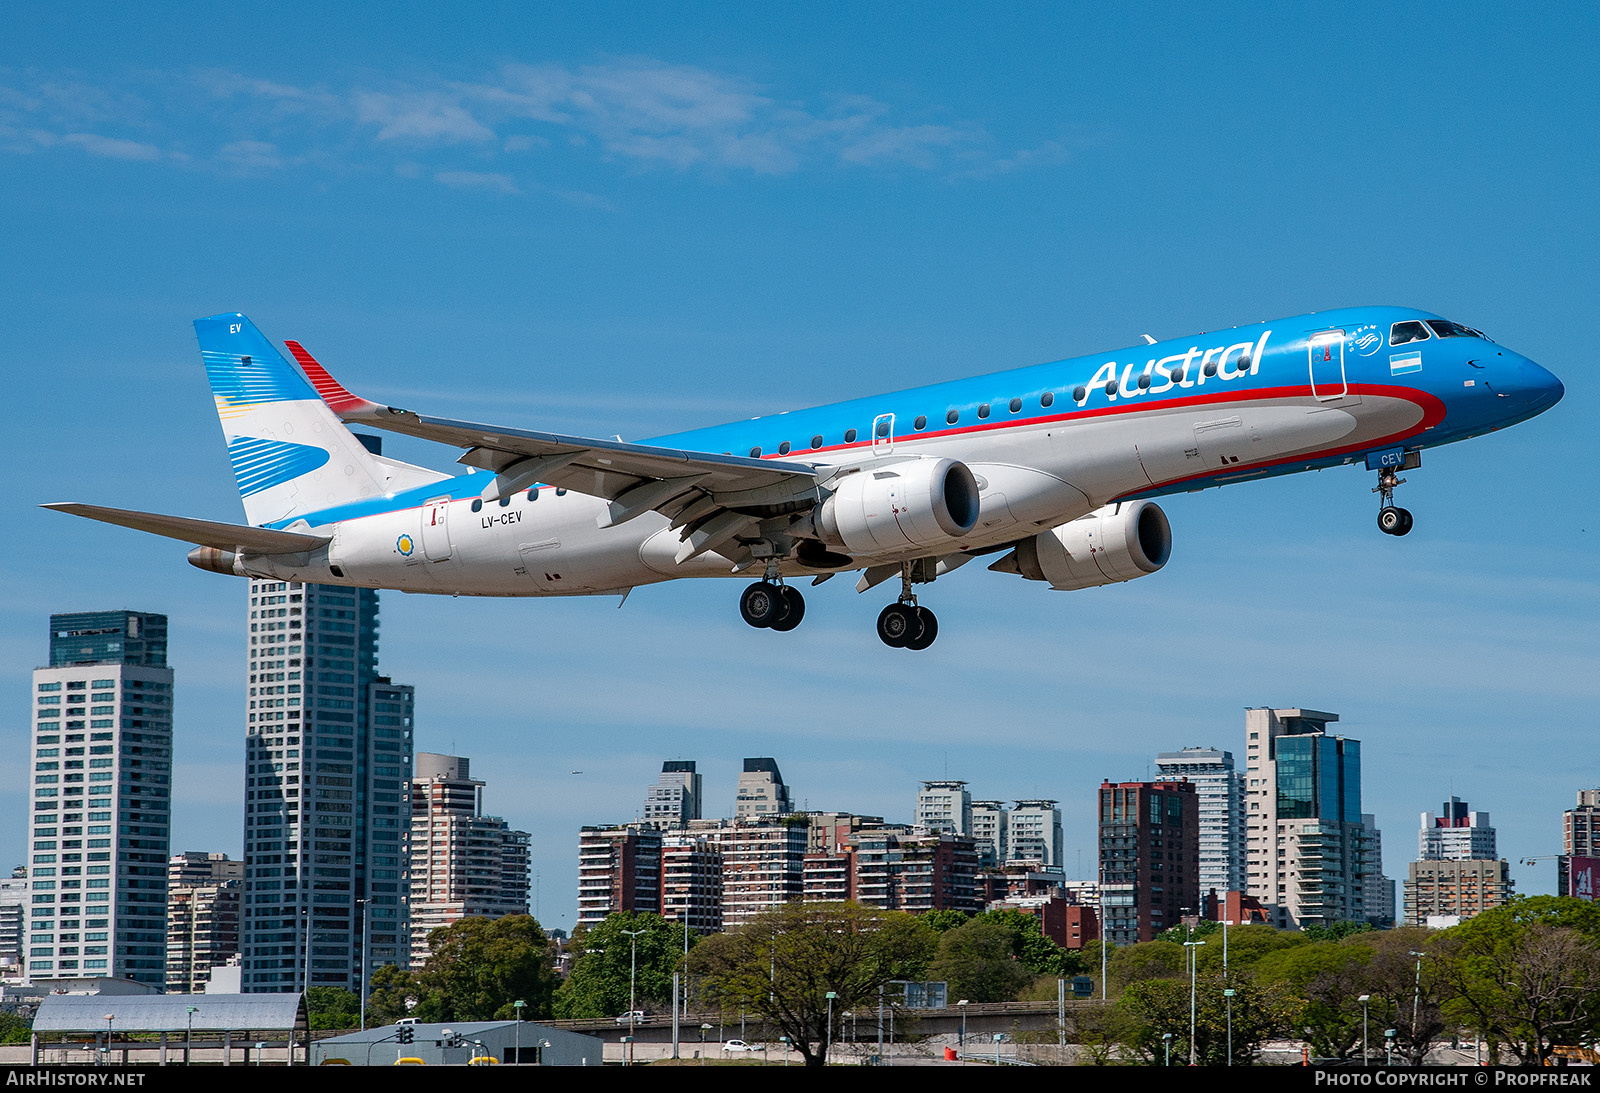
[43,503,330,553]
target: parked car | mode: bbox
[614,1010,648,1024]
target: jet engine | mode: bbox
[993,500,1171,590]
[807,458,980,555]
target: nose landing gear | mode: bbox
[1373,465,1413,537]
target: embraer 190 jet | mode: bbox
[48,307,1562,649]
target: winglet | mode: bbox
[284,340,386,420]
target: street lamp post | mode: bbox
[1184,939,1206,1065]
[1162,1031,1172,1066]
[513,999,525,1063]
[621,926,646,1065]
[1409,949,1427,1056]
[1224,988,1235,1066]
[102,1014,114,1066]
[1385,1028,1397,1066]
[356,897,369,1030]
[825,991,838,1065]
[1358,994,1371,1066]
[957,999,968,1052]
[185,1006,198,1065]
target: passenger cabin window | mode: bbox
[946,409,959,425]
[1009,398,1022,413]
[875,420,890,438]
[1040,391,1055,408]
[810,435,823,449]
[977,403,990,419]
[778,441,791,455]
[749,447,762,457]
[1390,321,1431,346]
[914,415,927,430]
[845,428,858,443]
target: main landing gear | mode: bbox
[877,562,938,650]
[739,577,805,632]
[1373,466,1414,537]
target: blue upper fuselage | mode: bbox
[274,305,1563,527]
[652,304,1561,471]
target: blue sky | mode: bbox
[3,4,1597,931]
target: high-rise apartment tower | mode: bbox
[241,580,413,993]
[28,610,173,986]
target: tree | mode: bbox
[1120,968,1295,1065]
[689,901,937,1067]
[554,912,695,1019]
[1256,938,1375,1061]
[366,915,558,1024]
[1356,927,1450,1066]
[306,986,362,1030]
[928,918,1034,1003]
[1441,898,1600,1064]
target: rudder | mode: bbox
[195,313,390,528]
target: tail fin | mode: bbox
[195,313,391,527]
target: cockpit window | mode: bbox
[1390,321,1431,346]
[1426,319,1490,341]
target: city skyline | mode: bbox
[3,5,1597,936]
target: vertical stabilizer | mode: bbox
[195,313,391,527]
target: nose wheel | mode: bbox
[740,580,806,631]
[1378,506,1413,536]
[1372,465,1414,537]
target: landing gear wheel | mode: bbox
[769,585,806,632]
[739,582,781,628]
[904,607,939,650]
[877,603,914,648]
[1377,506,1414,536]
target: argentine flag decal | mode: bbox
[227,436,332,496]
[1389,351,1422,376]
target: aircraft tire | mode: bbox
[739,582,781,628]
[769,586,806,632]
[877,603,913,648]
[1394,508,1414,536]
[904,607,939,650]
[1378,506,1405,535]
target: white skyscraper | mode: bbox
[1155,746,1245,897]
[915,781,972,835]
[28,611,173,986]
[1007,800,1064,870]
[970,801,1008,870]
[1418,797,1497,860]
[734,758,792,820]
[643,761,703,827]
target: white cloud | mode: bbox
[353,89,496,144]
[433,169,518,194]
[61,132,160,160]
[1,59,1064,184]
[216,139,282,171]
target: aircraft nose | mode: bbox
[1512,355,1564,414]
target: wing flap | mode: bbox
[43,503,330,554]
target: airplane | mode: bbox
[46,306,1563,650]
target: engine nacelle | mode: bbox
[811,458,981,556]
[1007,500,1171,590]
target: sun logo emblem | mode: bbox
[396,534,415,556]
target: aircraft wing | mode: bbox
[285,341,820,529]
[42,503,331,552]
